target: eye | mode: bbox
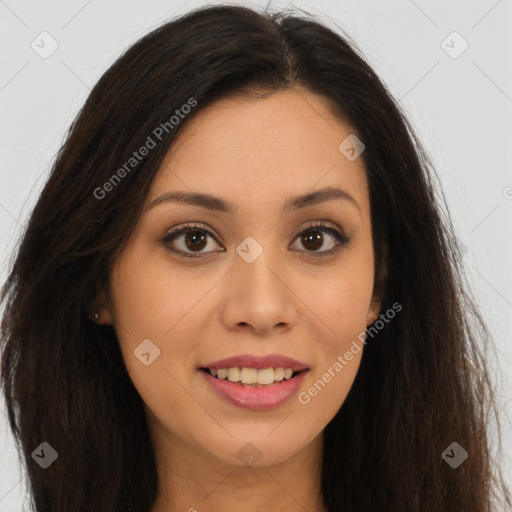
[160,220,350,258]
[291,220,350,258]
[160,223,223,259]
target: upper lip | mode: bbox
[200,353,309,371]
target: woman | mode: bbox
[1,4,510,511]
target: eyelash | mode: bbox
[160,221,350,259]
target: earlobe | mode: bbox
[94,307,115,325]
[368,241,388,325]
[366,297,381,326]
[89,289,115,325]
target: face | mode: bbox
[98,88,380,468]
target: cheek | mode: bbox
[298,279,369,425]
[109,252,218,395]
[108,269,197,427]
[298,349,361,428]
[302,245,372,411]
[315,254,375,342]
[110,249,203,340]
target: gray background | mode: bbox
[1,0,511,509]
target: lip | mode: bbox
[199,368,309,410]
[200,353,309,371]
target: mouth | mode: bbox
[198,365,309,410]
[197,354,310,409]
[199,367,307,388]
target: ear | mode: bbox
[88,288,115,325]
[367,241,388,326]
[366,294,382,326]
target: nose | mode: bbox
[218,245,298,335]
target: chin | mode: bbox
[203,432,313,468]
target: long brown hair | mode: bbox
[1,4,510,511]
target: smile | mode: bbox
[199,367,309,410]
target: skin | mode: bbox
[94,88,381,512]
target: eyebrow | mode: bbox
[145,186,361,215]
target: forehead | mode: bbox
[147,89,369,215]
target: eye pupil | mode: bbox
[302,230,323,251]
[185,231,207,251]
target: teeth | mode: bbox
[208,367,298,385]
[274,367,284,381]
[227,367,241,382]
[253,368,274,385]
[240,367,258,384]
[283,368,293,379]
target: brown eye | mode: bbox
[300,230,324,251]
[291,221,350,257]
[183,230,208,252]
[161,223,223,258]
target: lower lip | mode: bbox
[199,369,308,410]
